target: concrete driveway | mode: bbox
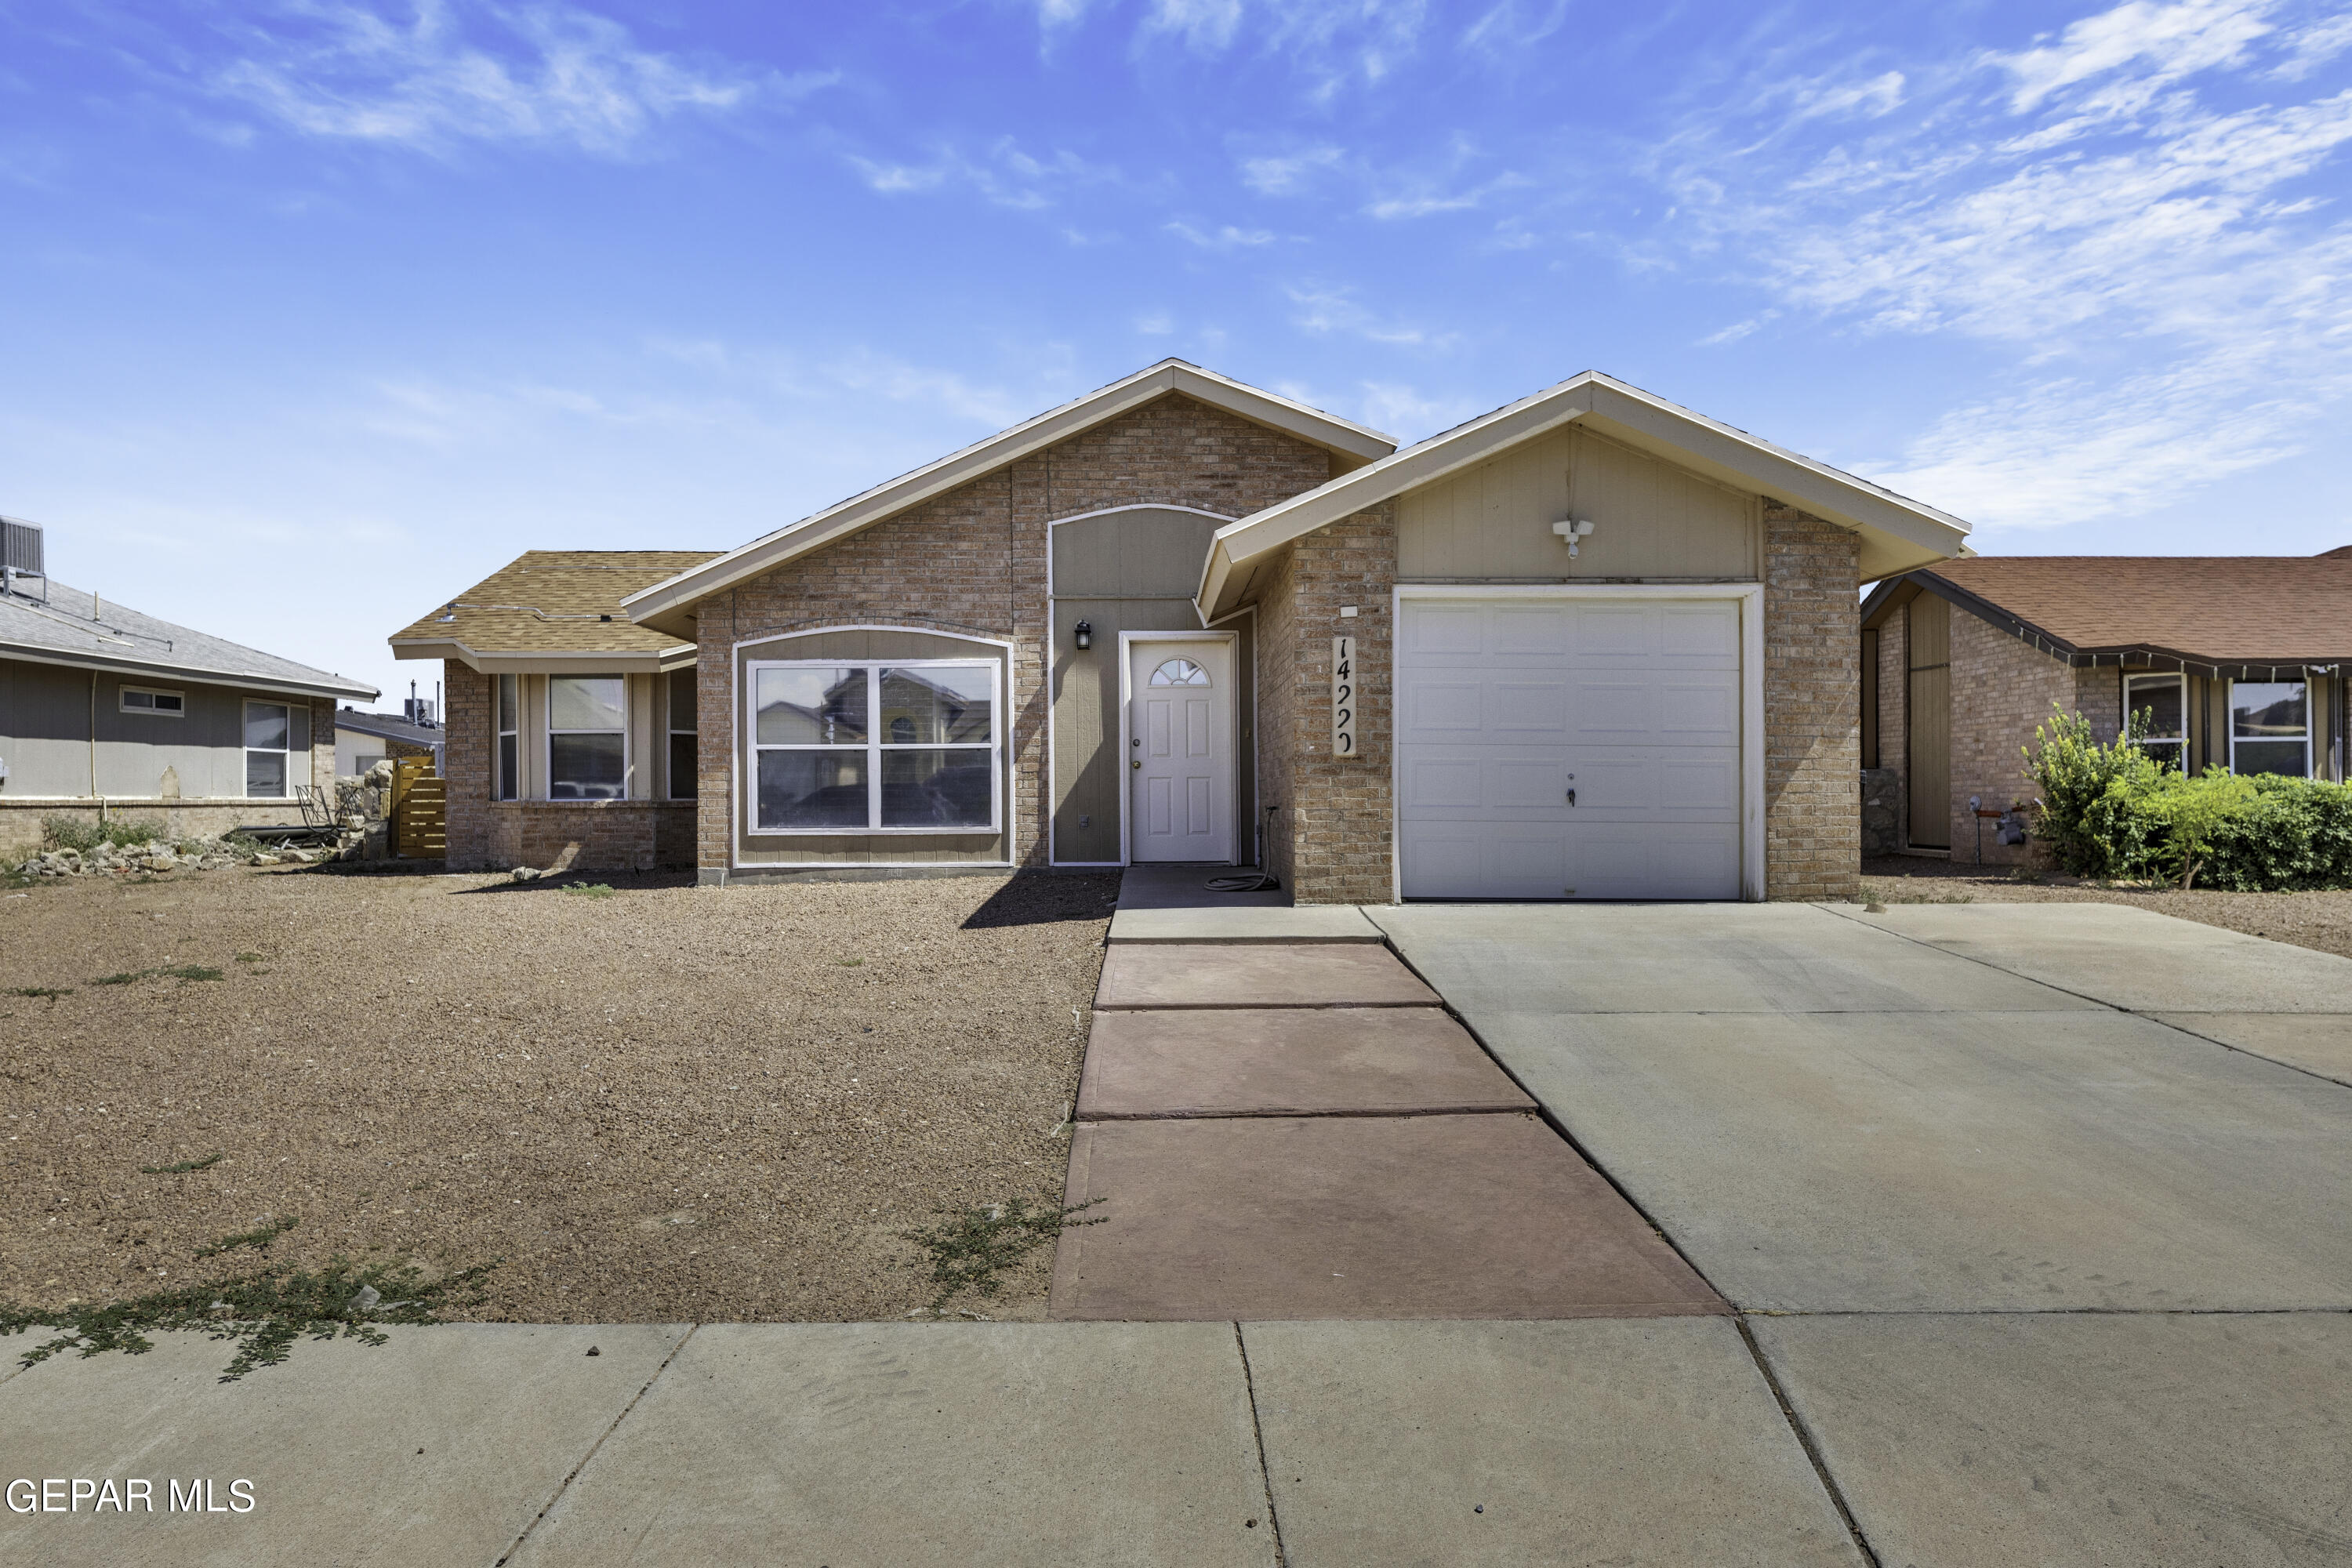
[1372,898,2352,1566]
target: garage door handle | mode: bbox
[1565,788,1576,807]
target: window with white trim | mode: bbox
[548,675,626,800]
[244,701,289,797]
[495,674,519,800]
[2230,680,2310,778]
[667,667,697,800]
[120,685,185,717]
[2122,673,2185,771]
[750,661,996,833]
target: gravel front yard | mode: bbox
[0,867,1116,1325]
[1861,857,2352,961]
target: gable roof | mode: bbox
[391,550,720,673]
[1862,553,2352,677]
[2,577,376,701]
[620,360,1396,639]
[336,707,445,749]
[1196,370,1971,621]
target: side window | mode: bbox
[2122,673,2185,770]
[2230,681,2310,778]
[667,667,696,800]
[245,702,290,797]
[496,675,519,800]
[548,676,626,800]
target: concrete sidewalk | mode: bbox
[0,1319,1867,1567]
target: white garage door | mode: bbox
[1397,595,1744,900]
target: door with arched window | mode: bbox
[1127,638,1234,862]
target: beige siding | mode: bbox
[1907,596,1951,848]
[1047,506,1256,864]
[1396,426,1760,583]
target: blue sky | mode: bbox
[5,0,2350,710]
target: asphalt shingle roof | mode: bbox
[390,551,720,656]
[1916,554,2352,668]
[1,578,375,699]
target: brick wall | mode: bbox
[444,661,493,870]
[487,800,691,872]
[1945,614,2115,866]
[1762,504,1860,901]
[695,394,1334,873]
[1265,504,1397,906]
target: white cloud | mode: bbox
[1138,0,1431,99]
[1240,143,1343,195]
[1164,220,1278,248]
[1353,380,1475,437]
[1364,170,1526,220]
[846,137,1123,211]
[1287,285,1457,348]
[1134,310,1176,335]
[824,350,1029,428]
[1651,0,2352,528]
[210,0,797,157]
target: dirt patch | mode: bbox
[1861,857,2352,961]
[0,866,1117,1325]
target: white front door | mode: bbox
[1396,595,1743,899]
[1128,639,1233,863]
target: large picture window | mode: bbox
[496,674,519,800]
[750,660,996,833]
[2123,673,2186,771]
[549,675,626,800]
[2230,680,2310,778]
[245,701,289,797]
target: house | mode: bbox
[1860,552,2352,864]
[335,707,445,776]
[389,550,720,871]
[0,517,377,861]
[402,361,1970,900]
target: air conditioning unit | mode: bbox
[1,517,45,604]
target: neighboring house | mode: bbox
[1860,552,2352,865]
[0,517,377,861]
[401,361,1970,900]
[389,550,720,871]
[335,707,445,776]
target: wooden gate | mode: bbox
[390,756,448,859]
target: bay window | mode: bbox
[2230,681,2310,777]
[245,701,289,797]
[2122,673,2186,771]
[750,661,996,832]
[548,675,626,800]
[496,674,519,800]
[668,667,697,800]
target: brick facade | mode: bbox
[1259,506,1398,906]
[694,394,1333,873]
[1876,601,1908,844]
[1944,611,2116,866]
[444,662,492,869]
[1762,504,1861,902]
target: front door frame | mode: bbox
[1118,628,1240,866]
[1390,583,1766,903]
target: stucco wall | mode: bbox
[1762,504,1860,901]
[692,393,1334,875]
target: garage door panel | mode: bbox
[1402,678,1485,738]
[1659,676,1738,737]
[1402,755,1484,809]
[1399,595,1746,902]
[1486,681,1570,735]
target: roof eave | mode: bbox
[390,637,692,673]
[2,640,377,702]
[623,360,1398,628]
[1197,372,1971,622]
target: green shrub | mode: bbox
[2023,705,2352,890]
[42,815,169,852]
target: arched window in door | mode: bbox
[1149,658,1210,687]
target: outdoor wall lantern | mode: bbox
[1073,620,1093,651]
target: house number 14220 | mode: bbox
[1332,635,1358,758]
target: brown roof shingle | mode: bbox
[1913,554,2352,670]
[390,551,720,656]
